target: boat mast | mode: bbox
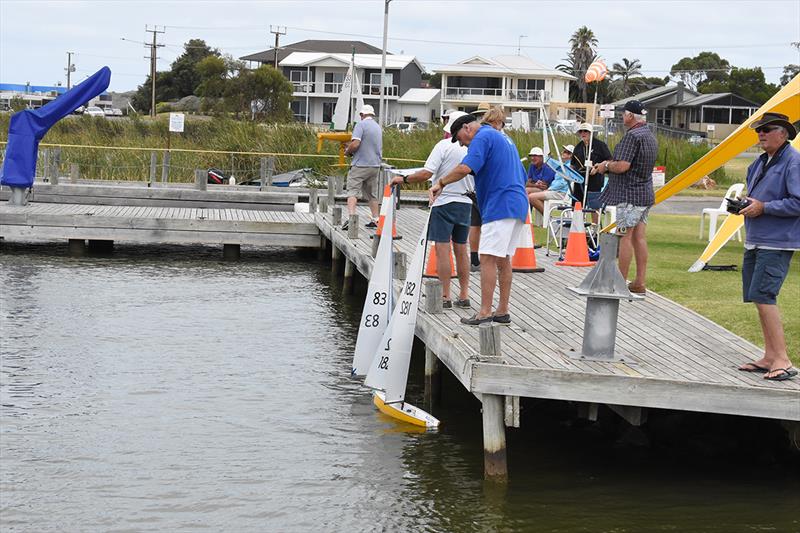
[348,46,355,129]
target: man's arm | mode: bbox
[742,161,800,218]
[390,169,433,187]
[344,139,361,156]
[429,163,471,203]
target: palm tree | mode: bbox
[568,26,598,102]
[611,58,643,98]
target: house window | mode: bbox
[731,108,752,125]
[322,102,336,123]
[289,70,308,83]
[518,79,545,91]
[656,108,672,126]
[369,72,393,86]
[291,99,307,121]
[324,72,344,93]
[702,107,729,124]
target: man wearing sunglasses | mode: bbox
[737,112,800,381]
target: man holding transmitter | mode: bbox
[429,114,529,325]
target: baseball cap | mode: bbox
[623,100,646,115]
[359,104,375,115]
[450,114,478,142]
[563,144,574,153]
[577,122,593,132]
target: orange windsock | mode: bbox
[374,185,400,239]
[423,240,456,278]
[512,212,545,273]
[584,61,607,83]
[555,202,596,267]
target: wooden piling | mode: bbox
[69,163,79,183]
[51,148,61,185]
[161,151,171,183]
[347,215,359,239]
[68,239,86,256]
[195,169,207,191]
[149,152,158,185]
[327,175,336,209]
[223,244,240,261]
[308,189,318,214]
[393,251,407,281]
[332,206,343,226]
[424,279,443,314]
[482,394,508,480]
[424,346,441,410]
[343,258,355,294]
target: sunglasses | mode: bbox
[756,125,781,134]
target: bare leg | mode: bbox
[631,222,648,287]
[368,198,379,220]
[469,226,481,259]
[453,242,470,300]
[755,304,793,378]
[478,254,499,318]
[495,256,513,315]
[617,229,634,280]
[435,241,452,300]
[528,191,546,214]
[347,195,358,216]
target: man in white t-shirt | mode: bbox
[390,111,475,309]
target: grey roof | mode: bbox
[240,40,387,64]
[612,84,700,107]
[674,92,761,108]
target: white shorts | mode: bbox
[479,218,525,258]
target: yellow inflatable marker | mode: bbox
[602,74,800,233]
[688,134,800,272]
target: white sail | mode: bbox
[364,215,430,403]
[351,190,395,376]
[352,70,365,123]
[332,65,355,131]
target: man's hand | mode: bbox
[740,197,765,218]
[429,182,443,205]
[591,161,607,174]
[389,174,404,187]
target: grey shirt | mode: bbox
[351,117,383,167]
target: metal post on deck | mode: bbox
[567,232,644,361]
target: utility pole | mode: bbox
[517,35,527,56]
[378,0,392,126]
[269,25,287,69]
[65,52,75,89]
[145,25,165,117]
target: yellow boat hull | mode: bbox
[372,391,440,429]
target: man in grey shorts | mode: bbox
[343,104,382,230]
[593,99,658,294]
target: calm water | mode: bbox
[1,242,798,532]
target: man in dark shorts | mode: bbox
[593,100,658,294]
[736,113,799,381]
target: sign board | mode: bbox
[706,124,716,132]
[168,113,185,133]
[599,104,615,118]
[652,166,666,188]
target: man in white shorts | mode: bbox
[429,114,529,325]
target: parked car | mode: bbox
[84,106,105,117]
[687,135,704,145]
[74,106,85,115]
[103,107,115,116]
[111,108,123,116]
[386,121,428,133]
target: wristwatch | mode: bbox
[604,161,611,172]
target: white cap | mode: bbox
[441,108,458,118]
[563,144,574,153]
[359,104,375,116]
[528,147,544,156]
[577,122,593,132]
[443,111,468,132]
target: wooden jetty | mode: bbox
[2,185,798,479]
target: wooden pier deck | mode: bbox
[0,202,319,248]
[317,206,800,424]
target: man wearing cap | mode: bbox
[571,122,612,209]
[343,104,382,230]
[430,113,529,326]
[592,99,658,294]
[389,111,474,310]
[526,146,570,215]
[736,112,799,381]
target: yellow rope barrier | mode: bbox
[0,141,426,164]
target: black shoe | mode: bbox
[492,313,511,324]
[442,299,453,309]
[460,314,493,326]
[365,220,378,229]
[341,220,349,231]
[470,263,481,272]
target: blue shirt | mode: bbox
[526,163,555,187]
[461,125,529,223]
[351,117,382,167]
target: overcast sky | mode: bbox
[1,0,798,92]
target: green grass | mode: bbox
[533,214,799,364]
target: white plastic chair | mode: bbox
[699,183,745,242]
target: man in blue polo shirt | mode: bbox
[429,114,529,325]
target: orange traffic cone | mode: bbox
[556,202,596,267]
[372,185,401,240]
[423,240,456,278]
[512,212,545,272]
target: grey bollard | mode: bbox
[308,189,318,214]
[332,206,343,226]
[567,232,644,361]
[347,214,358,239]
[195,169,207,191]
[8,187,28,206]
[327,174,335,208]
[69,163,79,184]
[161,151,171,183]
[479,322,503,359]
[149,152,158,185]
[424,278,443,313]
[50,148,61,185]
[393,251,407,281]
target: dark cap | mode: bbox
[623,100,646,115]
[749,112,797,140]
[450,114,478,142]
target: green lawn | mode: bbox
[534,214,799,364]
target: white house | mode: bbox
[396,88,441,124]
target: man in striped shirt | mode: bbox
[593,100,658,294]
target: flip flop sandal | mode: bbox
[764,368,798,381]
[738,362,769,373]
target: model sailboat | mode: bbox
[364,215,440,428]
[351,189,396,376]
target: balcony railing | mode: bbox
[507,89,550,103]
[361,83,398,97]
[323,82,343,93]
[292,82,313,93]
[444,87,551,104]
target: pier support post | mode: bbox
[8,187,28,206]
[343,258,355,294]
[481,394,508,480]
[195,169,207,191]
[161,151,171,183]
[149,152,158,185]
[68,239,86,256]
[347,215,359,239]
[223,244,240,261]
[317,236,328,261]
[327,174,336,209]
[332,245,342,274]
[260,157,275,190]
[371,236,380,258]
[70,163,79,184]
[332,206,343,226]
[335,175,344,195]
[308,189,318,214]
[319,197,328,214]
[424,346,441,410]
[424,279,443,314]
[87,240,114,254]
